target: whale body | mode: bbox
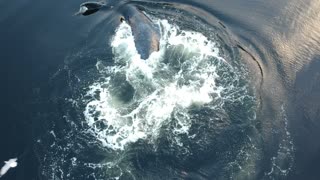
[120,5,160,60]
[76,1,160,60]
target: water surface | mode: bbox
[1,0,320,179]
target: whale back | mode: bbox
[77,2,160,60]
[122,5,160,60]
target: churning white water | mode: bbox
[83,19,237,150]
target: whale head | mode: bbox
[75,1,110,16]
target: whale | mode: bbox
[74,1,106,16]
[76,1,160,60]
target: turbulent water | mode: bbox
[1,0,320,180]
[85,20,252,150]
[33,7,294,180]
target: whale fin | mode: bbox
[75,1,108,16]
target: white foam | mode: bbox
[83,20,234,150]
[266,105,294,178]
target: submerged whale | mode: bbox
[76,1,160,60]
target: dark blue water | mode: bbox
[1,0,320,179]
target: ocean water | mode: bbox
[1,0,320,179]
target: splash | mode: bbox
[83,19,244,150]
[266,105,295,179]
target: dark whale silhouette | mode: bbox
[76,1,160,60]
